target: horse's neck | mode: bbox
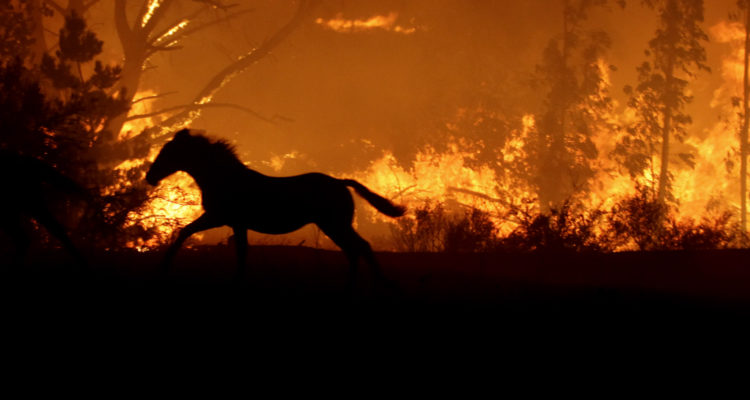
[185,160,264,191]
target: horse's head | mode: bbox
[146,128,193,186]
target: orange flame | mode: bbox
[113,19,748,252]
[316,12,416,34]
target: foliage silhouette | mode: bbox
[391,188,741,254]
[523,0,622,211]
[0,150,86,266]
[391,202,499,253]
[614,0,710,204]
[0,8,144,249]
[608,184,739,250]
[501,199,609,253]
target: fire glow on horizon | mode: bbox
[106,6,750,252]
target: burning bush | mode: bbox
[390,202,499,252]
[389,188,742,254]
[606,184,741,251]
[390,202,449,252]
[498,200,609,253]
[606,184,670,251]
[444,207,499,253]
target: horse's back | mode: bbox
[203,170,355,234]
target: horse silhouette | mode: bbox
[146,129,405,289]
[0,150,86,266]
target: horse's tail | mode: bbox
[341,179,406,217]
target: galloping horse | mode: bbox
[146,129,405,288]
[0,150,86,266]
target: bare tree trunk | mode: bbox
[106,0,149,138]
[29,0,48,65]
[657,1,678,204]
[657,72,673,204]
[142,0,317,144]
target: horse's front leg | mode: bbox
[162,213,222,275]
[232,227,248,281]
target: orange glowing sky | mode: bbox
[64,0,748,249]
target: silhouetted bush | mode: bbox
[606,185,740,251]
[660,213,736,250]
[607,185,669,251]
[444,207,499,252]
[499,200,609,253]
[391,202,499,252]
[391,202,449,252]
[390,187,742,253]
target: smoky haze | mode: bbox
[90,1,597,170]
[74,0,743,248]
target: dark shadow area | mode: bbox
[0,150,87,266]
[3,245,749,332]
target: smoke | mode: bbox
[75,0,747,249]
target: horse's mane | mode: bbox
[189,133,243,166]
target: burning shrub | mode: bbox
[660,213,737,250]
[607,184,669,251]
[391,202,449,252]
[499,200,609,253]
[390,202,499,252]
[444,207,499,253]
[607,185,740,251]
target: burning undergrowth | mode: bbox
[95,6,750,254]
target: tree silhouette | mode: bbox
[110,0,318,149]
[523,0,622,211]
[13,1,319,247]
[1,7,138,247]
[614,0,709,205]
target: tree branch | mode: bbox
[43,0,65,15]
[142,0,174,35]
[191,1,316,105]
[148,8,206,46]
[150,9,254,47]
[148,0,318,137]
[82,0,100,12]
[192,0,238,11]
[146,44,183,55]
[114,0,133,50]
[125,102,281,124]
[132,91,177,104]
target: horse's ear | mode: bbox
[174,128,191,140]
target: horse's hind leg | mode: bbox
[318,224,360,293]
[319,224,392,294]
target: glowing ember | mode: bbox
[141,0,161,27]
[316,12,416,34]
[154,20,189,46]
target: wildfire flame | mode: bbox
[110,17,749,253]
[141,0,161,27]
[316,12,416,34]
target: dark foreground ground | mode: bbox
[4,245,750,366]
[3,247,743,382]
[4,245,750,323]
